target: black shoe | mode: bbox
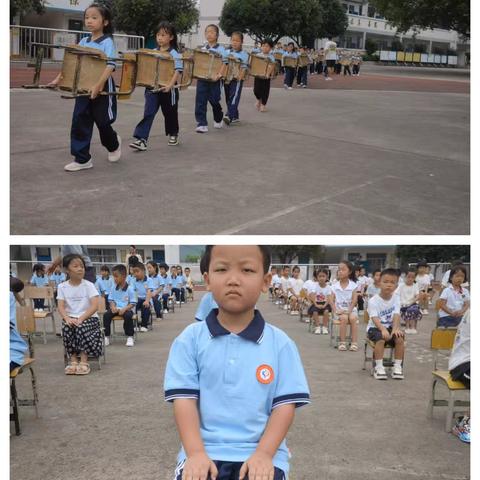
[223,115,231,126]
[168,135,179,146]
[129,138,147,151]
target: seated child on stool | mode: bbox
[437,265,469,328]
[164,245,310,480]
[131,262,153,332]
[103,264,136,347]
[367,268,405,380]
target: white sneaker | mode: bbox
[283,305,288,310]
[104,336,110,346]
[126,336,134,347]
[134,326,140,332]
[422,309,429,315]
[214,121,223,129]
[163,309,169,314]
[392,364,404,379]
[405,328,411,334]
[108,135,122,162]
[275,300,280,305]
[176,301,180,305]
[64,160,93,172]
[288,87,293,90]
[290,310,299,315]
[322,327,329,335]
[314,327,321,335]
[196,125,208,133]
[140,326,148,332]
[374,365,388,380]
[411,328,417,334]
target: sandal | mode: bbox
[65,362,78,375]
[76,362,91,375]
[338,342,347,351]
[349,343,358,352]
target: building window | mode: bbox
[89,248,117,264]
[152,249,165,263]
[347,253,361,262]
[36,247,51,262]
[368,6,376,18]
[366,254,387,271]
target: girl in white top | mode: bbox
[397,269,422,334]
[279,266,290,308]
[184,267,194,301]
[355,266,368,312]
[438,266,470,328]
[415,262,431,315]
[287,266,304,315]
[57,254,101,375]
[308,269,334,335]
[332,261,359,351]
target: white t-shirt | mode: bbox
[57,279,99,318]
[280,276,290,293]
[303,279,318,294]
[441,270,450,288]
[324,40,337,60]
[332,280,357,311]
[366,283,380,297]
[288,277,304,296]
[448,311,470,370]
[416,274,431,291]
[356,275,368,292]
[272,274,282,288]
[398,283,419,307]
[367,294,400,330]
[438,286,470,318]
[312,284,333,303]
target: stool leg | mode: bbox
[10,379,21,435]
[29,366,39,418]
[428,378,436,418]
[446,390,454,432]
[43,317,47,345]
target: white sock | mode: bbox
[394,359,402,367]
[375,360,383,368]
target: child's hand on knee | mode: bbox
[239,451,274,480]
[182,452,217,480]
[381,327,391,340]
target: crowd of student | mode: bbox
[10,246,470,478]
[41,3,364,172]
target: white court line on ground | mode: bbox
[216,175,394,234]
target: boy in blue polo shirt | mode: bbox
[103,264,136,347]
[164,245,310,480]
[131,262,152,332]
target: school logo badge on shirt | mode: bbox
[256,364,274,384]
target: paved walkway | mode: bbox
[10,293,469,480]
[11,70,469,234]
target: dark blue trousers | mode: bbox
[284,67,295,87]
[175,460,286,480]
[224,79,244,120]
[195,79,223,126]
[135,299,151,328]
[70,79,119,164]
[133,88,179,140]
[297,66,308,85]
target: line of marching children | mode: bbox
[269,260,470,380]
[48,3,364,172]
[26,255,195,375]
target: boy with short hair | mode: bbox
[103,264,136,347]
[164,245,310,480]
[131,262,152,332]
[367,268,405,380]
[287,265,304,315]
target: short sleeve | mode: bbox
[164,328,200,402]
[272,339,310,410]
[103,38,117,69]
[57,284,65,301]
[464,290,470,301]
[220,46,229,64]
[393,297,401,315]
[367,297,379,318]
[440,288,449,300]
[171,50,183,72]
[128,287,136,304]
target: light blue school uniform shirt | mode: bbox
[126,274,135,286]
[109,284,136,309]
[10,293,28,366]
[195,291,218,321]
[49,272,66,287]
[147,275,161,293]
[30,274,49,287]
[79,34,117,68]
[256,51,275,62]
[164,309,310,473]
[159,274,172,294]
[95,275,114,296]
[131,276,149,300]
[201,43,229,64]
[227,48,250,69]
[155,46,183,71]
[283,51,299,59]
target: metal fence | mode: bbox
[10,25,144,62]
[407,263,470,283]
[271,264,340,281]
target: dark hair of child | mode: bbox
[85,3,114,35]
[202,246,272,275]
[157,21,179,50]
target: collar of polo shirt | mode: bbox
[206,309,265,344]
[86,34,112,44]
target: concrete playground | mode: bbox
[10,293,469,480]
[10,67,469,235]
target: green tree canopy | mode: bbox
[220,0,347,45]
[113,0,199,39]
[370,0,470,38]
[10,0,45,22]
[395,245,470,265]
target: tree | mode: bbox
[10,0,45,22]
[271,246,326,265]
[365,38,377,55]
[113,0,199,40]
[220,0,347,45]
[370,0,470,38]
[184,254,200,263]
[395,245,470,265]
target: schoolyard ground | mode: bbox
[10,292,470,480]
[10,65,469,235]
